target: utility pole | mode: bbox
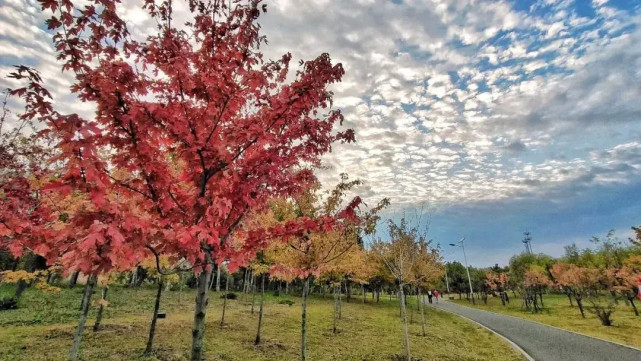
[522,232,533,254]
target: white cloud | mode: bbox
[1,0,640,216]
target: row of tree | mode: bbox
[443,231,641,326]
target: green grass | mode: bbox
[449,292,641,348]
[0,284,525,361]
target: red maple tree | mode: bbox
[7,1,356,359]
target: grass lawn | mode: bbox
[449,292,641,348]
[0,284,526,361]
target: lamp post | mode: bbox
[449,237,475,304]
[444,267,450,294]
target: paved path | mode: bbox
[427,300,641,361]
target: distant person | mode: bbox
[427,290,433,304]
[433,290,439,303]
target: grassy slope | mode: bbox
[0,284,525,361]
[450,293,641,348]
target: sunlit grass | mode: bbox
[0,285,525,360]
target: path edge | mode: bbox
[431,306,535,361]
[447,300,641,353]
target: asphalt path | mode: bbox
[427,299,641,361]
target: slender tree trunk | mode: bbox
[418,288,426,337]
[220,272,230,328]
[628,296,639,316]
[145,280,163,355]
[241,268,247,294]
[93,286,109,332]
[576,296,585,318]
[69,274,97,361]
[338,282,343,320]
[286,282,289,294]
[539,290,544,308]
[301,277,310,361]
[362,284,366,304]
[190,257,212,361]
[69,270,80,288]
[15,280,29,299]
[346,279,351,302]
[251,277,257,315]
[209,265,216,290]
[399,285,411,361]
[567,292,574,307]
[215,264,221,292]
[254,274,266,345]
[333,285,339,334]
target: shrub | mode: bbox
[278,299,294,306]
[0,297,18,311]
[220,292,237,300]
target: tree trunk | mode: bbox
[362,284,366,304]
[215,264,221,292]
[15,279,29,299]
[69,270,80,288]
[399,285,411,361]
[567,292,574,307]
[346,279,352,301]
[628,296,639,316]
[220,272,230,327]
[333,285,339,334]
[69,274,96,361]
[241,268,247,294]
[301,277,310,361]
[190,259,212,361]
[576,296,585,318]
[338,282,343,320]
[145,280,163,355]
[209,265,217,290]
[251,277,257,315]
[93,286,109,332]
[254,274,266,345]
[539,291,544,308]
[418,288,426,337]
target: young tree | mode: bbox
[552,263,591,318]
[12,1,356,360]
[372,217,433,361]
[411,240,443,337]
[265,175,381,361]
[486,271,510,306]
[139,254,182,355]
[522,266,551,313]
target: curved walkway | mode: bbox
[427,300,641,361]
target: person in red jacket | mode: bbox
[433,289,439,304]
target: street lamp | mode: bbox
[450,237,475,304]
[444,266,450,294]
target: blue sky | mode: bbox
[1,0,641,266]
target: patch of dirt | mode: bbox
[389,355,424,361]
[253,339,287,352]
